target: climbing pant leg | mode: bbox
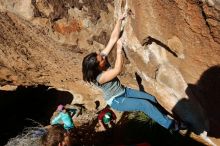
[111,95,174,129]
[125,87,157,103]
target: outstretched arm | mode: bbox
[101,13,127,56]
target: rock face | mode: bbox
[120,0,220,144]
[0,0,220,145]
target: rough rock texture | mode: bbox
[119,0,220,145]
[0,0,220,145]
[0,0,115,110]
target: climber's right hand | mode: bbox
[119,11,128,21]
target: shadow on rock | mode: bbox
[0,85,74,145]
[172,97,209,136]
[186,65,220,138]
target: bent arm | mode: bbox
[98,39,123,84]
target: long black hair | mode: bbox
[82,52,101,83]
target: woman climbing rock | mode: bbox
[82,12,186,131]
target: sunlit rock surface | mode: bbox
[0,0,220,145]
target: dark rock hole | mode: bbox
[0,85,73,145]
